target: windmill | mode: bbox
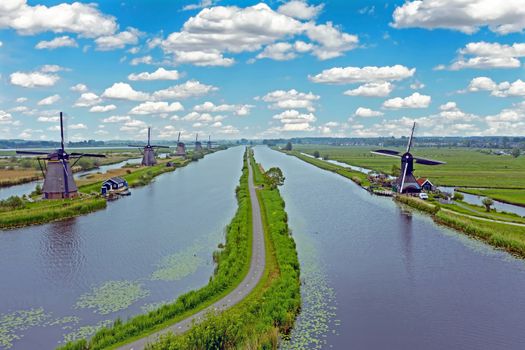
[207,135,212,150]
[129,127,169,166]
[194,133,203,152]
[175,132,186,157]
[371,122,445,194]
[16,112,106,199]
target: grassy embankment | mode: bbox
[395,195,525,258]
[0,152,209,230]
[144,149,300,349]
[57,150,253,349]
[283,147,525,258]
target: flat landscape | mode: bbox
[293,145,525,189]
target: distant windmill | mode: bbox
[207,135,212,150]
[16,112,106,199]
[129,127,169,166]
[371,122,445,194]
[175,132,186,157]
[194,133,203,152]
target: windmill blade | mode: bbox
[414,157,446,165]
[399,161,409,194]
[371,150,401,158]
[128,144,146,148]
[150,145,170,148]
[70,152,107,158]
[406,122,416,152]
[16,150,51,155]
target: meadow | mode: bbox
[292,145,525,189]
[458,188,525,207]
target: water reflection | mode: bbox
[398,208,413,280]
[39,219,85,285]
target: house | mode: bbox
[101,177,129,196]
[416,177,434,192]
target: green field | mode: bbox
[292,145,525,189]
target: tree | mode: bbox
[482,197,494,212]
[284,142,292,151]
[322,154,330,160]
[313,151,320,158]
[265,167,285,189]
[452,192,464,201]
[511,148,521,158]
[391,164,401,177]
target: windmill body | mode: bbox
[129,127,168,166]
[16,112,106,199]
[207,135,212,150]
[175,132,186,157]
[194,133,203,152]
[371,122,445,194]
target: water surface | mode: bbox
[255,146,525,350]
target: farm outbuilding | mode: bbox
[101,177,129,196]
[417,178,435,191]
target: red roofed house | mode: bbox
[417,178,434,192]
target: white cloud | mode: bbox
[172,50,235,66]
[344,82,393,97]
[438,101,478,121]
[35,35,77,49]
[257,42,297,61]
[382,92,431,109]
[37,94,60,106]
[277,1,323,20]
[74,92,101,107]
[272,109,316,131]
[410,81,425,90]
[102,82,150,101]
[0,110,15,124]
[0,0,118,37]
[69,123,87,129]
[70,83,88,92]
[89,104,117,113]
[161,3,357,65]
[392,0,525,35]
[467,76,525,97]
[304,21,358,60]
[354,107,383,117]
[40,64,67,73]
[102,115,131,123]
[217,125,240,134]
[310,65,415,84]
[182,0,215,11]
[193,101,253,116]
[95,27,141,51]
[443,42,525,70]
[182,111,214,122]
[130,55,153,65]
[15,97,28,103]
[10,71,59,88]
[153,80,218,100]
[128,68,180,81]
[261,89,319,112]
[120,118,148,132]
[130,101,184,115]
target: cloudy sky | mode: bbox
[1,0,525,141]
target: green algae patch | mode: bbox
[75,281,150,315]
[62,320,113,344]
[151,249,203,282]
[0,308,50,349]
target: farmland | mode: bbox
[292,145,525,189]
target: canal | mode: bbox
[254,146,525,350]
[0,146,244,349]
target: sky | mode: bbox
[1,0,525,142]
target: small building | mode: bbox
[416,177,434,191]
[101,177,129,196]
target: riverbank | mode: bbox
[144,149,300,349]
[282,148,525,259]
[0,151,212,230]
[457,188,525,207]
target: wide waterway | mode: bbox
[254,146,525,350]
[0,146,244,349]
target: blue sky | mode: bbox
[1,0,525,141]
